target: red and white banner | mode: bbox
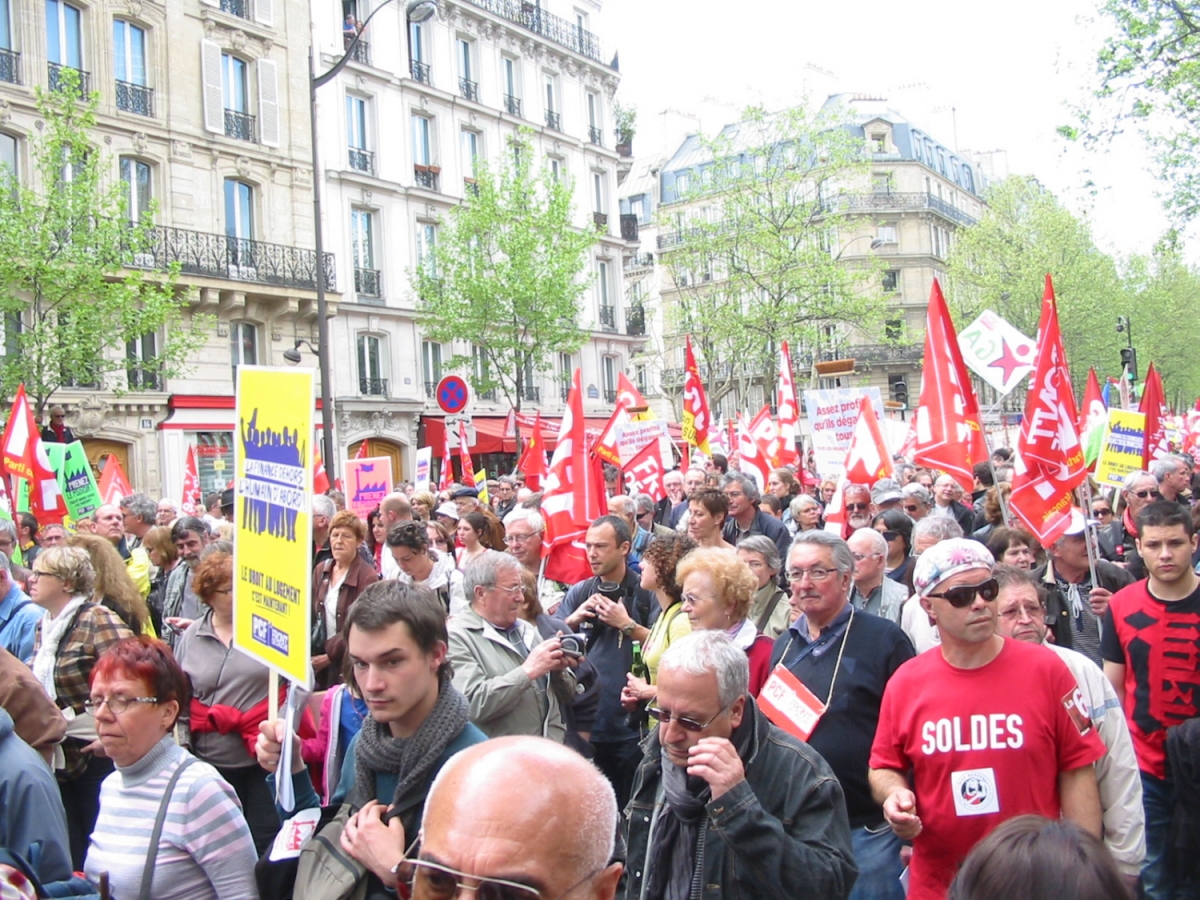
[775,342,800,467]
[457,420,476,485]
[98,455,134,505]
[312,442,330,495]
[823,398,894,538]
[1140,362,1169,467]
[622,439,667,502]
[681,337,713,456]
[616,372,650,418]
[1,386,67,523]
[736,414,773,492]
[181,444,201,516]
[354,440,370,460]
[516,412,549,490]
[438,423,454,492]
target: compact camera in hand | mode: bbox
[559,634,589,657]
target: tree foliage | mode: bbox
[0,69,203,415]
[414,132,596,411]
[656,104,887,412]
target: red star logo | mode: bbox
[988,339,1027,384]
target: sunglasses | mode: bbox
[845,502,870,511]
[1093,507,1112,516]
[645,701,731,733]
[403,857,601,900]
[1133,489,1160,499]
[880,530,899,541]
[927,578,1000,608]
[903,504,920,512]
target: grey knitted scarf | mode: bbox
[350,670,469,814]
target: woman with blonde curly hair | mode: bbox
[66,532,151,636]
[675,546,774,695]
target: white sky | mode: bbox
[603,0,1175,260]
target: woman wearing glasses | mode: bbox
[790,493,825,535]
[675,547,774,695]
[29,546,134,869]
[872,509,916,593]
[83,636,258,900]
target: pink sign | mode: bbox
[344,457,393,520]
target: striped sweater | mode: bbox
[84,736,260,900]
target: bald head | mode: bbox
[422,737,621,897]
[380,492,412,524]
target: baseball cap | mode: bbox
[871,478,904,505]
[435,502,461,520]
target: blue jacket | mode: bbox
[0,582,41,663]
[0,708,73,884]
[723,509,791,562]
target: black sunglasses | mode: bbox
[927,578,1000,608]
[880,530,900,541]
[1093,507,1112,515]
[1133,489,1160,499]
[845,502,870,511]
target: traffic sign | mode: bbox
[436,375,470,414]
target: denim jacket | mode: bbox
[621,699,857,900]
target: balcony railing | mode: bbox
[588,125,603,146]
[220,0,252,19]
[224,109,256,142]
[459,77,478,101]
[520,385,541,403]
[545,110,561,131]
[599,304,616,330]
[348,147,375,174]
[592,211,608,231]
[459,0,607,65]
[354,267,381,297]
[559,383,570,401]
[0,48,20,85]
[116,80,153,116]
[624,252,653,271]
[824,191,978,228]
[620,213,638,242]
[349,39,370,65]
[479,387,497,401]
[129,224,336,291]
[603,388,617,403]
[503,93,521,116]
[626,305,645,336]
[359,377,388,396]
[410,59,430,84]
[463,178,479,197]
[47,62,88,98]
[414,165,440,191]
[424,380,439,398]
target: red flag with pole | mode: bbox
[181,444,201,516]
[1140,362,1168,467]
[98,454,134,505]
[0,386,67,523]
[824,397,895,538]
[775,341,800,467]
[354,440,370,460]
[312,442,330,494]
[438,423,454,492]
[458,420,476,485]
[1009,275,1087,546]
[911,279,988,491]
[516,412,549,491]
[681,336,713,456]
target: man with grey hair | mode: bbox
[0,551,39,661]
[448,550,570,740]
[669,466,708,529]
[901,483,933,521]
[502,507,567,613]
[1152,454,1191,508]
[1099,470,1159,577]
[0,520,30,589]
[312,493,336,570]
[625,630,856,900]
[492,474,518,521]
[632,492,673,538]
[848,528,908,623]
[721,472,790,560]
[417,736,623,900]
[118,493,157,550]
[156,498,178,526]
[772,530,914,900]
[899,516,965,653]
[609,494,652,572]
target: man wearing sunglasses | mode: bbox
[1098,471,1159,578]
[625,631,856,900]
[901,483,933,521]
[931,474,977,535]
[870,539,1105,900]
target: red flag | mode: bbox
[616,372,649,415]
[312,442,330,494]
[748,405,786,469]
[438,423,454,492]
[592,405,631,468]
[1,386,67,523]
[775,341,800,467]
[542,369,607,585]
[98,455,134,505]
[1140,362,1168,467]
[354,440,370,460]
[736,414,772,492]
[181,444,201,516]
[1009,275,1087,545]
[458,420,476,485]
[842,397,895,486]
[516,412,549,491]
[681,337,713,456]
[622,439,667,502]
[912,279,988,491]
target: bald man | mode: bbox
[413,736,623,900]
[379,492,414,580]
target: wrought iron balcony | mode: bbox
[414,165,440,191]
[593,211,608,231]
[126,364,160,391]
[545,110,561,131]
[0,48,20,85]
[424,380,438,398]
[624,252,653,272]
[463,178,479,197]
[349,39,370,65]
[599,304,616,330]
[359,377,388,396]
[620,213,638,242]
[824,191,977,228]
[459,0,608,66]
[588,125,603,146]
[520,385,541,403]
[503,93,521,116]
[833,343,924,364]
[410,59,430,84]
[603,388,617,403]
[48,62,88,98]
[116,80,153,116]
[559,383,570,401]
[354,267,381,297]
[478,387,497,401]
[459,77,479,101]
[626,305,645,336]
[220,0,252,19]
[348,147,375,174]
[130,224,336,291]
[224,109,256,142]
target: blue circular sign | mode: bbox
[436,375,470,414]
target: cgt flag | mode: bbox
[736,414,773,492]
[1140,362,1169,467]
[1,386,67,523]
[515,412,548,490]
[438,422,454,492]
[681,336,713,456]
[1010,275,1087,545]
[181,444,201,515]
[622,438,667,502]
[775,341,801,467]
[823,397,895,539]
[98,454,134,505]
[458,420,476,485]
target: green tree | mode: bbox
[1117,248,1200,405]
[0,69,203,415]
[656,104,886,412]
[414,133,596,410]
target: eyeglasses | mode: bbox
[903,504,921,513]
[84,695,157,715]
[1092,507,1112,516]
[1132,489,1161,499]
[645,701,731,733]
[927,578,1000,608]
[998,603,1045,621]
[503,532,541,546]
[28,570,62,583]
[488,583,525,596]
[852,552,881,562]
[880,530,900,541]
[845,502,870,511]
[402,856,603,900]
[785,566,836,582]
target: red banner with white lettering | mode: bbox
[0,386,67,523]
[681,336,713,456]
[1140,362,1168,467]
[775,342,800,467]
[622,439,667,502]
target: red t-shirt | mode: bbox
[1101,579,1200,778]
[869,638,1105,900]
[746,633,773,697]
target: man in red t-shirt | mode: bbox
[1102,500,1200,900]
[869,538,1105,900]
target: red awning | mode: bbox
[420,415,684,455]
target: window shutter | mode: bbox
[201,40,224,133]
[257,58,280,147]
[254,0,274,27]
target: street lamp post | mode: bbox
[307,0,437,481]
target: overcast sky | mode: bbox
[603,0,1174,260]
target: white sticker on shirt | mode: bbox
[951,767,1000,817]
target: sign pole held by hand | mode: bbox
[269,669,279,722]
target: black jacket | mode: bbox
[1033,559,1134,651]
[39,425,75,444]
[723,509,791,561]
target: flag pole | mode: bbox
[1077,482,1101,589]
[980,400,1012,526]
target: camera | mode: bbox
[559,633,588,657]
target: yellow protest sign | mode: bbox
[233,366,314,687]
[1094,409,1147,489]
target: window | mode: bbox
[46,0,82,69]
[543,73,559,130]
[586,91,601,144]
[630,195,645,222]
[224,178,254,271]
[229,320,256,379]
[472,344,494,400]
[872,173,892,194]
[416,222,437,277]
[422,340,442,395]
[635,364,647,394]
[113,20,151,115]
[885,319,903,340]
[346,94,372,173]
[201,42,277,144]
[602,356,617,402]
[597,260,613,329]
[126,332,158,389]
[351,208,379,298]
[675,172,689,195]
[882,269,899,293]
[592,170,606,214]
[193,432,235,496]
[357,333,385,395]
[409,20,428,83]
[549,156,563,183]
[456,38,477,101]
[222,52,248,113]
[876,224,897,245]
[461,128,480,182]
[870,132,887,153]
[502,56,520,116]
[0,132,16,182]
[557,352,572,399]
[119,156,151,224]
[931,224,951,258]
[4,311,21,357]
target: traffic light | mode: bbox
[892,380,909,407]
[1120,347,1138,382]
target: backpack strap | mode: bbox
[139,757,197,900]
[754,588,786,634]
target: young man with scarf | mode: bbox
[622,631,856,900]
[257,580,486,898]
